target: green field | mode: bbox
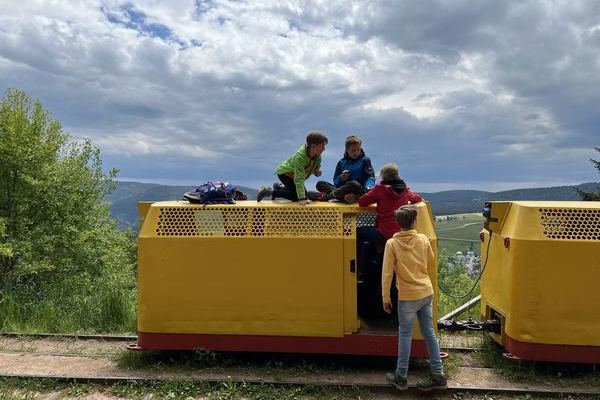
[435,213,484,257]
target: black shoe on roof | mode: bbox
[256,186,273,202]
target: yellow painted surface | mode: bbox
[342,213,358,334]
[137,202,153,231]
[138,237,344,336]
[138,200,438,338]
[414,202,439,337]
[481,201,600,346]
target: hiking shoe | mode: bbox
[307,191,326,201]
[273,182,285,191]
[343,193,358,203]
[316,181,335,193]
[385,371,408,390]
[256,186,273,202]
[416,373,447,392]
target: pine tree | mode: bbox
[577,147,600,201]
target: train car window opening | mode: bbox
[355,237,397,333]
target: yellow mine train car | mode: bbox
[481,201,600,363]
[131,200,439,356]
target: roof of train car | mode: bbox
[145,200,379,211]
[491,201,600,208]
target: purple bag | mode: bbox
[184,181,245,204]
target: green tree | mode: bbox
[0,88,135,332]
[0,218,12,260]
[437,250,481,319]
[577,147,600,201]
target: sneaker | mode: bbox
[343,193,358,204]
[316,181,335,193]
[385,371,408,390]
[256,186,273,202]
[273,182,285,191]
[306,191,326,201]
[416,373,447,392]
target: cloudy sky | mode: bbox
[1,0,599,192]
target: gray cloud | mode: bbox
[0,0,598,192]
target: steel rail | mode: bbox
[1,370,599,397]
[0,332,136,341]
[1,332,482,352]
[439,294,481,321]
[1,344,598,396]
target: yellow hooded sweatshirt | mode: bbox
[382,229,434,303]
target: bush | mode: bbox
[0,89,136,333]
[437,249,481,319]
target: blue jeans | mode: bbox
[396,295,443,376]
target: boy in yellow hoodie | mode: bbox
[382,205,447,392]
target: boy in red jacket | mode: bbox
[357,163,422,249]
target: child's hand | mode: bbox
[299,199,310,206]
[340,170,350,181]
[315,170,322,177]
[383,300,393,314]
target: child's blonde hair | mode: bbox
[395,205,417,229]
[380,163,400,181]
[345,134,362,149]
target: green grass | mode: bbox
[440,351,459,375]
[436,213,484,256]
[118,349,398,377]
[0,377,370,400]
[0,284,136,334]
[477,336,600,386]
[435,213,484,319]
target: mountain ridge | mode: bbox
[108,181,599,228]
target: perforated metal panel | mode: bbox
[356,213,376,228]
[343,214,354,237]
[539,208,600,240]
[156,206,361,238]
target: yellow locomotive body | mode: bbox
[481,201,600,363]
[133,200,439,356]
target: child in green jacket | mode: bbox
[257,131,328,206]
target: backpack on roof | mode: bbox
[184,181,247,204]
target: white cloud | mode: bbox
[0,0,598,190]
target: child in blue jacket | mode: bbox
[316,135,376,203]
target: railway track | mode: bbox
[0,331,482,351]
[0,332,136,341]
[1,332,598,397]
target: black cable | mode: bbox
[438,229,493,300]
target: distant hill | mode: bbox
[421,182,599,215]
[107,181,599,229]
[107,181,258,229]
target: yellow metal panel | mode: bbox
[415,202,439,337]
[480,229,509,345]
[342,214,358,333]
[139,202,350,337]
[137,200,439,340]
[506,240,600,345]
[481,201,600,347]
[483,201,511,233]
[138,236,344,337]
[137,202,153,231]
